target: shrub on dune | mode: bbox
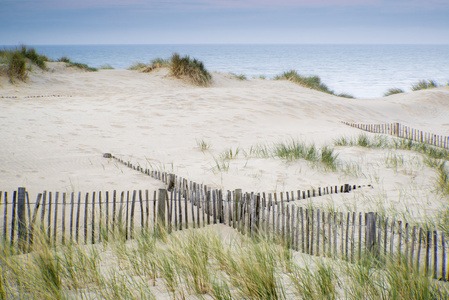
[99,64,114,70]
[336,93,354,98]
[384,88,405,96]
[411,80,438,91]
[66,61,97,72]
[57,56,97,71]
[150,57,170,68]
[274,70,353,98]
[169,53,212,86]
[20,46,48,70]
[275,70,332,93]
[1,45,49,82]
[57,56,71,63]
[128,62,148,70]
[6,52,28,82]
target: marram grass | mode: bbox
[411,80,439,91]
[384,88,405,96]
[1,225,448,299]
[274,70,354,98]
[0,45,49,82]
[170,53,212,86]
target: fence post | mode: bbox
[156,189,167,237]
[17,187,27,252]
[393,123,400,137]
[366,212,377,255]
[234,189,242,228]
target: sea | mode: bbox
[5,44,449,98]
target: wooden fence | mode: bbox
[342,121,449,149]
[2,182,449,281]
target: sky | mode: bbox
[1,0,449,45]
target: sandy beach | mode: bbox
[1,62,449,220]
[1,61,449,299]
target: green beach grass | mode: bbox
[0,45,49,82]
[274,70,354,98]
[1,225,448,299]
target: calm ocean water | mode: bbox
[8,44,449,98]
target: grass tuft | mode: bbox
[274,70,353,97]
[99,64,114,70]
[196,139,211,151]
[170,53,212,86]
[384,88,405,96]
[231,73,247,80]
[411,80,439,91]
[1,45,50,82]
[128,62,148,70]
[66,61,97,72]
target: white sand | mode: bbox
[1,63,449,221]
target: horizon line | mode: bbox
[2,42,449,47]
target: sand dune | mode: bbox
[1,63,449,221]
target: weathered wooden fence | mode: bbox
[342,121,449,149]
[2,184,449,281]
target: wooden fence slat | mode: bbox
[191,190,195,229]
[75,192,81,243]
[91,192,96,244]
[206,190,211,225]
[425,231,431,276]
[340,212,344,259]
[334,213,338,258]
[2,192,7,242]
[289,205,294,247]
[106,191,109,239]
[286,205,290,245]
[281,195,285,239]
[168,190,173,233]
[213,190,217,225]
[47,192,52,241]
[306,209,310,254]
[112,190,117,233]
[316,209,320,256]
[154,190,157,230]
[99,191,102,241]
[357,213,362,261]
[327,212,332,257]
[411,226,416,268]
[397,221,402,263]
[322,212,326,256]
[10,190,17,246]
[310,209,314,255]
[84,193,89,244]
[130,190,136,238]
[28,193,42,250]
[156,189,167,235]
[300,207,304,252]
[125,191,130,240]
[25,191,31,245]
[405,223,409,267]
[345,212,350,259]
[417,228,423,272]
[351,212,355,262]
[173,189,178,230]
[176,189,181,230]
[440,233,447,281]
[62,193,66,245]
[53,192,59,246]
[390,219,396,257]
[197,188,201,229]
[17,188,27,252]
[434,231,438,279]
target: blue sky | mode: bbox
[1,0,449,44]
